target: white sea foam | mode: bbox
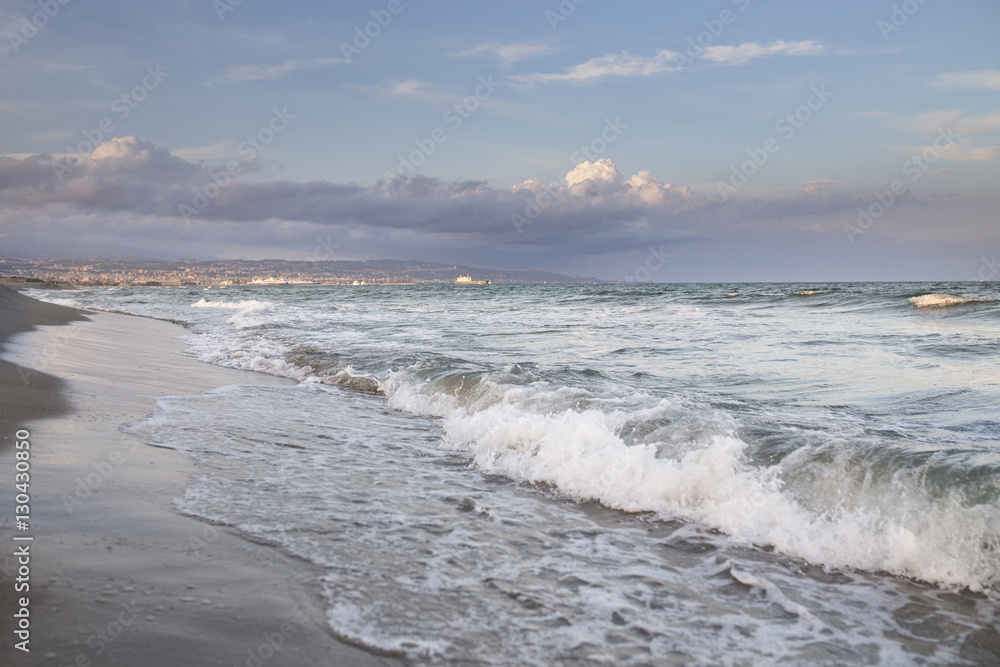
[909,293,996,308]
[20,290,81,308]
[792,290,829,296]
[324,600,450,660]
[191,298,278,328]
[128,383,986,666]
[725,562,825,632]
[116,287,1000,592]
[325,367,380,393]
[33,281,1000,663]
[191,297,258,309]
[43,296,81,307]
[382,369,1000,591]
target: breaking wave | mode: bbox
[909,293,996,308]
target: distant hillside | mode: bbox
[0,257,603,285]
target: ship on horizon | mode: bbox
[454,274,490,285]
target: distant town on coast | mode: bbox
[0,257,600,287]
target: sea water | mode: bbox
[31,282,1000,665]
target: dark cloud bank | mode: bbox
[0,137,952,280]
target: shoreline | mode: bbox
[0,286,396,666]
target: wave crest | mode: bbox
[909,293,996,308]
[381,367,1000,591]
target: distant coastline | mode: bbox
[0,257,601,287]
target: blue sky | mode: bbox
[1,0,998,280]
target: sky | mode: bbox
[0,0,998,281]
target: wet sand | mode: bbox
[0,285,397,666]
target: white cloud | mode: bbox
[862,110,1000,163]
[511,41,826,86]
[451,42,556,66]
[347,79,464,107]
[955,114,1000,135]
[27,130,73,141]
[172,140,242,162]
[91,136,165,162]
[347,79,437,98]
[627,170,690,205]
[908,110,1000,137]
[930,70,1000,91]
[702,40,825,66]
[801,179,844,195]
[211,58,345,84]
[562,159,693,204]
[938,145,1000,161]
[511,50,681,87]
[0,142,885,267]
[382,79,432,96]
[566,158,621,188]
[890,140,1000,162]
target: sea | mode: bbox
[27,282,1000,665]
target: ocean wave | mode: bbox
[180,320,1000,591]
[191,298,276,328]
[380,367,1000,591]
[191,297,272,309]
[909,293,997,308]
[67,284,1000,593]
[40,296,82,307]
[792,290,829,296]
[324,367,381,393]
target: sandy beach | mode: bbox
[0,285,397,666]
